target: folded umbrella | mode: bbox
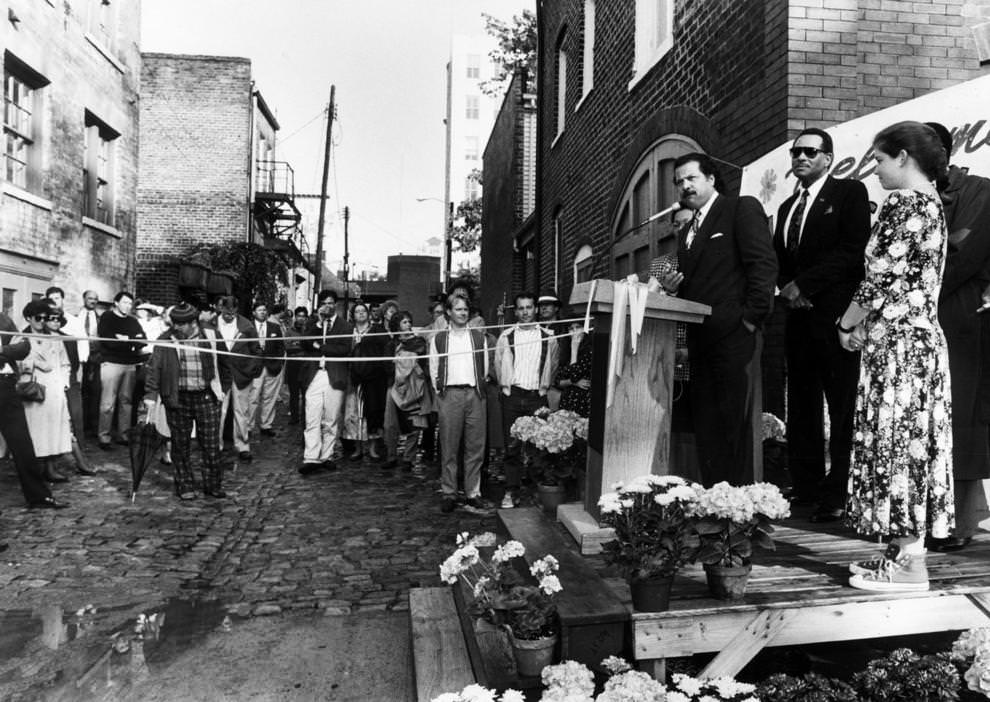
[129,422,166,502]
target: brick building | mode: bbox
[137,53,306,307]
[479,71,537,323]
[359,255,442,322]
[533,0,990,302]
[0,0,141,316]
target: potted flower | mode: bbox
[851,648,960,701]
[510,408,589,512]
[430,684,524,702]
[687,481,791,599]
[597,475,700,611]
[952,627,990,699]
[541,656,667,701]
[439,536,562,677]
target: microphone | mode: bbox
[610,202,684,250]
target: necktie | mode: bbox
[786,190,808,257]
[258,323,265,349]
[84,312,91,335]
[685,212,701,250]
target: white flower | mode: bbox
[473,576,491,598]
[668,485,698,502]
[492,540,525,563]
[430,694,460,702]
[600,656,631,675]
[904,216,923,233]
[654,493,675,506]
[598,492,623,514]
[459,683,497,702]
[500,691,525,702]
[665,693,690,702]
[673,673,704,696]
[539,574,562,595]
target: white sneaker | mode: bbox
[500,492,515,509]
[849,543,899,576]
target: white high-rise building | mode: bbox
[443,34,501,284]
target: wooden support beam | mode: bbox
[410,587,474,701]
[700,608,795,679]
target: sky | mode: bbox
[141,0,530,276]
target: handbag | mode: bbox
[15,372,45,402]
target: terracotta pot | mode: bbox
[509,630,558,677]
[536,483,566,515]
[704,562,752,600]
[629,574,674,612]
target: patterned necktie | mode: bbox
[786,190,808,257]
[258,322,265,349]
[685,211,701,250]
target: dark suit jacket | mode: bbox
[208,315,263,391]
[299,315,353,391]
[678,194,778,350]
[773,176,872,328]
[0,313,29,373]
[255,320,286,376]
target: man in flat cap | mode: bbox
[144,303,226,500]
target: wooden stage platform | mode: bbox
[630,518,990,680]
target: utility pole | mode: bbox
[312,85,335,309]
[343,206,350,309]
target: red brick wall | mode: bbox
[536,0,990,299]
[137,53,253,306]
[0,0,141,310]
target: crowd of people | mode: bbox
[1,121,986,597]
[0,280,590,517]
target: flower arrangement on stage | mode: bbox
[953,627,990,698]
[539,657,757,701]
[439,536,562,640]
[597,474,700,581]
[686,482,791,567]
[430,684,524,702]
[510,408,589,486]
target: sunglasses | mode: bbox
[789,146,826,159]
[33,314,61,322]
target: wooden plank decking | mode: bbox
[631,520,990,679]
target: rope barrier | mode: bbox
[4,324,594,364]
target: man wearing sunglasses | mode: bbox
[772,128,871,522]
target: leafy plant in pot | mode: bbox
[510,408,589,511]
[597,475,700,611]
[439,536,562,677]
[686,481,791,599]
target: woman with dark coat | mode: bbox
[382,311,435,471]
[343,302,389,460]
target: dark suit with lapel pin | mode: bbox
[773,175,871,507]
[678,193,777,486]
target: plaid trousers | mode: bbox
[165,390,222,494]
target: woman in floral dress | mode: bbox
[836,122,953,592]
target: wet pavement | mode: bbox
[0,417,499,700]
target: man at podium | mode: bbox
[659,153,777,486]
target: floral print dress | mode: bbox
[846,189,954,539]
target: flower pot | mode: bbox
[509,631,558,677]
[629,575,674,612]
[536,484,566,515]
[704,563,752,600]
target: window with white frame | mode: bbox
[581,0,595,100]
[465,136,479,161]
[464,176,480,201]
[574,244,594,284]
[631,0,674,88]
[87,0,118,53]
[83,111,119,226]
[610,134,699,278]
[3,53,46,192]
[466,95,479,120]
[466,54,481,79]
[555,33,567,139]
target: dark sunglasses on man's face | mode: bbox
[789,146,826,159]
[33,314,61,322]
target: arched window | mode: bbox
[610,135,701,278]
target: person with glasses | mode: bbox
[772,128,872,522]
[18,300,74,484]
[0,306,66,509]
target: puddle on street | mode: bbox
[0,596,232,701]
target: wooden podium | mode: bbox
[559,280,710,553]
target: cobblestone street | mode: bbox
[0,415,499,699]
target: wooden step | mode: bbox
[409,587,475,702]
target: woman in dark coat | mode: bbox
[930,123,990,551]
[382,311,435,470]
[554,321,592,418]
[345,302,389,460]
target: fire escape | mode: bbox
[253,160,312,272]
